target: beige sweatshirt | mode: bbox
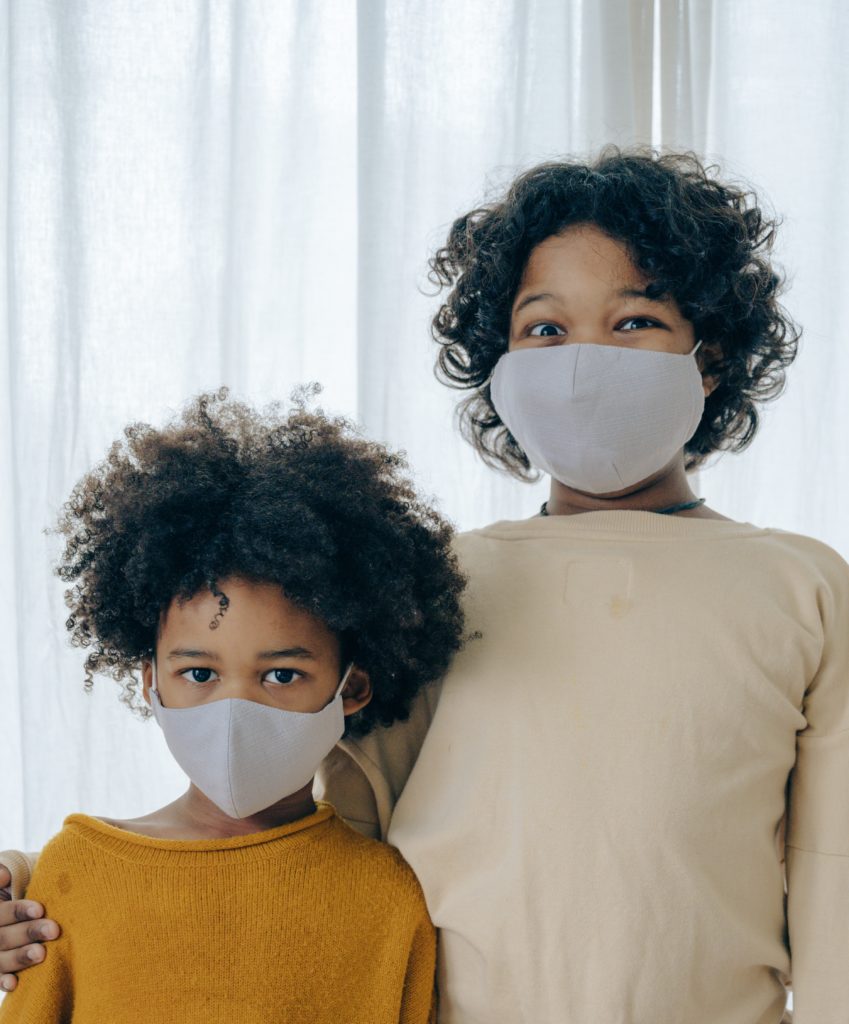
[318,512,848,1024]
[5,512,847,1023]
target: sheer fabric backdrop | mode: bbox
[1,1,847,863]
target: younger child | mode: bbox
[0,389,465,1023]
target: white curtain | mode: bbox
[1,0,848,860]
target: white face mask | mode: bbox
[490,341,705,494]
[149,664,352,818]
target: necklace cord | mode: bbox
[539,497,706,517]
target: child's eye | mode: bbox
[617,316,663,331]
[528,322,565,337]
[263,669,303,686]
[180,668,218,684]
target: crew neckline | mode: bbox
[62,802,337,864]
[470,509,768,541]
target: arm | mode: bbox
[315,745,383,839]
[0,856,61,993]
[0,850,38,901]
[399,913,437,1024]
[316,678,443,841]
[785,556,849,1023]
[0,855,71,1022]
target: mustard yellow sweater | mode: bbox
[0,803,435,1023]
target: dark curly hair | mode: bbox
[429,147,801,478]
[56,388,466,737]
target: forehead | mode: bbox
[520,224,648,293]
[159,578,335,646]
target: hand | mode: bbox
[0,865,60,992]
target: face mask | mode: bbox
[490,341,705,494]
[149,664,352,818]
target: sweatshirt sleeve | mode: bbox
[399,911,437,1024]
[316,678,443,841]
[0,850,39,901]
[785,547,849,1023]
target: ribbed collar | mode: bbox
[470,509,768,542]
[62,802,337,865]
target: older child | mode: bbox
[0,390,465,1022]
[314,151,846,1024]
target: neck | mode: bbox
[545,457,710,518]
[171,782,318,839]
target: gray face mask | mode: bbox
[149,664,352,818]
[490,341,705,495]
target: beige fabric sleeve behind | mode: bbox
[0,850,38,901]
[785,551,849,1024]
[315,677,443,841]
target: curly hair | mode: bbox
[56,388,466,737]
[429,148,801,478]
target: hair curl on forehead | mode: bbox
[56,387,466,737]
[429,147,801,479]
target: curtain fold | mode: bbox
[669,0,849,548]
[0,0,25,847]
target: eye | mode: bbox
[180,668,218,684]
[263,669,303,686]
[528,322,566,338]
[617,316,664,332]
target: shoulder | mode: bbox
[743,529,849,639]
[453,523,506,558]
[758,528,849,591]
[25,817,100,901]
[33,817,94,864]
[451,522,524,585]
[325,816,429,909]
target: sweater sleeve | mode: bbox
[398,911,437,1024]
[0,943,72,1023]
[785,548,849,1023]
[0,850,39,901]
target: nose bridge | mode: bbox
[213,669,265,704]
[560,309,611,348]
[570,310,616,345]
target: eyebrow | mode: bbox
[513,292,555,315]
[257,647,315,660]
[618,286,670,303]
[513,286,670,316]
[167,646,316,661]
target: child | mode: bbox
[0,389,466,1022]
[313,151,846,1023]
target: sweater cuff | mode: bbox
[0,849,36,901]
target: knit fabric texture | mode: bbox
[0,803,435,1023]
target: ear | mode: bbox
[697,340,722,398]
[341,665,372,716]
[141,660,154,706]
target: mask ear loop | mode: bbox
[149,660,164,707]
[334,662,354,701]
[692,339,704,356]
